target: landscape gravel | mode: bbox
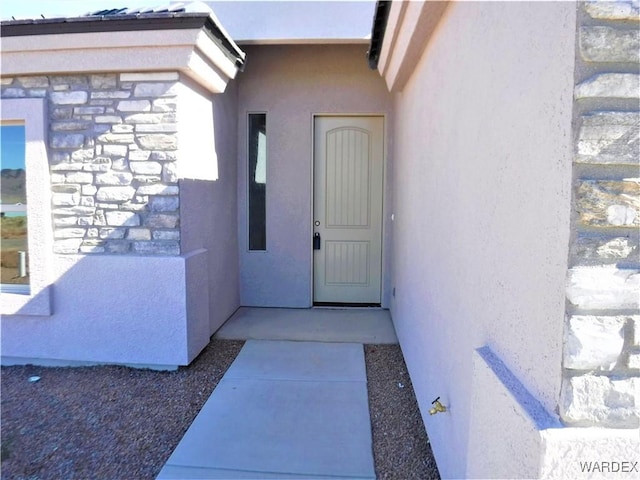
[1,339,439,479]
[365,345,440,479]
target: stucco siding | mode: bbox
[237,45,393,307]
[1,255,190,368]
[179,80,240,335]
[389,2,576,477]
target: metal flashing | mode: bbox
[367,1,391,70]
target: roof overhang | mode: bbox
[0,13,246,94]
[206,0,376,46]
[367,1,391,69]
[367,0,449,92]
[235,37,371,46]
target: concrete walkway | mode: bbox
[158,308,396,479]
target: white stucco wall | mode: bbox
[1,255,194,368]
[179,80,240,335]
[388,2,576,477]
[236,44,393,307]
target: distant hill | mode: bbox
[1,169,26,204]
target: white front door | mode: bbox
[313,116,384,304]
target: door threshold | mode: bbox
[313,302,382,309]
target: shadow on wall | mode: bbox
[178,79,240,335]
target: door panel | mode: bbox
[313,116,383,304]
[324,241,370,285]
[325,128,370,228]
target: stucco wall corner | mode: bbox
[184,248,211,363]
[377,0,450,92]
[177,79,240,336]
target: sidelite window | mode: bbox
[0,122,29,290]
[248,113,266,251]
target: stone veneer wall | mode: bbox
[561,1,639,428]
[1,72,181,255]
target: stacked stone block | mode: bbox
[1,72,181,255]
[561,1,640,428]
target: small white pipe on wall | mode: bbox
[18,251,27,278]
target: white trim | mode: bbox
[1,99,53,316]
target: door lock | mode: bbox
[313,232,321,250]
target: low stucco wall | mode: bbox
[388,2,576,477]
[467,347,640,479]
[236,44,393,307]
[1,255,200,368]
[467,347,557,478]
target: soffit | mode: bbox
[205,1,375,44]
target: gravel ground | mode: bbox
[1,340,439,480]
[365,345,440,479]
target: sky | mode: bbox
[0,125,26,171]
[0,0,377,21]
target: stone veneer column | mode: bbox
[1,72,181,255]
[561,1,639,427]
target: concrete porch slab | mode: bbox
[157,340,375,479]
[214,307,397,344]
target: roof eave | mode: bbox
[367,1,391,70]
[0,12,245,71]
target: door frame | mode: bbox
[310,113,388,307]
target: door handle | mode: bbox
[313,232,321,250]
